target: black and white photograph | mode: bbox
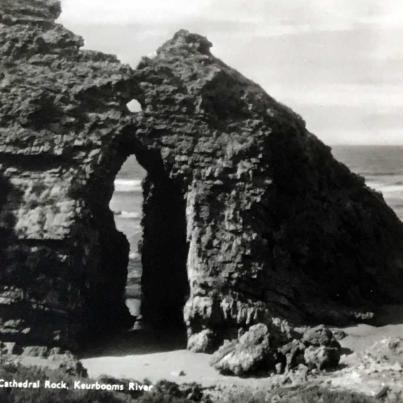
[1,0,403,401]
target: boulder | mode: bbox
[279,339,306,370]
[209,323,341,376]
[302,325,341,348]
[303,345,341,370]
[187,329,218,353]
[210,324,279,376]
[301,325,341,370]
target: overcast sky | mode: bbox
[59,0,403,145]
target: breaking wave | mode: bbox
[114,179,142,193]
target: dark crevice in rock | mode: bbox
[141,171,190,329]
[0,153,69,170]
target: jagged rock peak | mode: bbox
[0,0,84,59]
[157,29,213,56]
[136,28,296,123]
[0,0,137,349]
[0,0,61,24]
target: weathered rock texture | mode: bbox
[1,0,403,351]
[134,33,403,347]
[210,324,341,376]
[0,0,137,347]
[210,323,281,376]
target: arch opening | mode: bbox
[126,99,142,113]
[110,155,145,322]
[109,154,190,336]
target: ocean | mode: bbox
[109,157,145,313]
[110,157,145,258]
[110,146,403,314]
[332,146,403,221]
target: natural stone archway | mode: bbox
[133,31,403,350]
[2,0,403,354]
[111,152,190,329]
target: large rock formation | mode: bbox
[1,0,403,351]
[134,33,403,348]
[0,0,137,348]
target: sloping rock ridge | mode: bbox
[1,0,403,351]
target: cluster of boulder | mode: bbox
[210,323,341,376]
[0,341,87,377]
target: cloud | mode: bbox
[60,0,209,24]
[58,0,403,144]
[60,0,403,35]
[275,84,403,109]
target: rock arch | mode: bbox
[1,1,403,353]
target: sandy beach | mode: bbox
[80,305,403,395]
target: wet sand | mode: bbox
[340,305,403,354]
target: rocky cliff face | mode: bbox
[0,0,138,348]
[1,0,403,352]
[135,31,403,349]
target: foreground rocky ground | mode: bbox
[1,351,401,403]
[1,305,402,402]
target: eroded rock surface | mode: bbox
[134,31,403,347]
[0,0,138,347]
[1,0,403,354]
[210,323,281,376]
[210,323,341,376]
